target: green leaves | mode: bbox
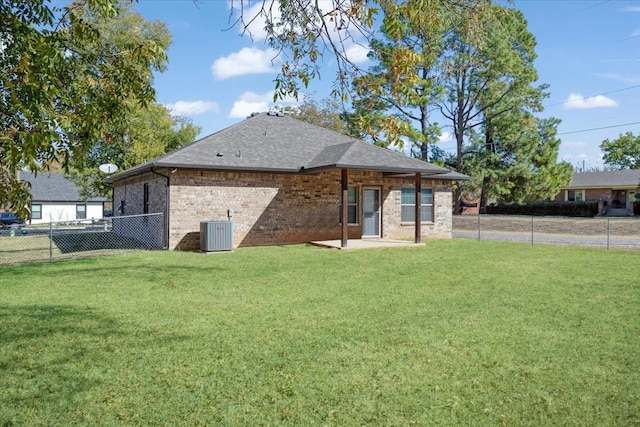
[600,132,640,170]
[68,101,201,200]
[349,1,487,160]
[288,95,349,135]
[1,1,170,218]
[347,1,569,208]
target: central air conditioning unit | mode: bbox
[200,221,233,252]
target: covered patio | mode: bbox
[310,239,425,250]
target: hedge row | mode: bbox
[486,201,599,217]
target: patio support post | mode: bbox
[415,173,422,244]
[341,169,348,248]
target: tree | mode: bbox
[229,0,489,101]
[287,95,349,134]
[348,1,485,160]
[67,103,200,200]
[436,5,567,212]
[346,3,570,209]
[349,27,442,157]
[1,0,169,218]
[64,6,195,200]
[466,113,573,209]
[600,132,640,170]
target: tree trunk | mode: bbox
[453,129,465,215]
[479,176,490,214]
[419,105,429,161]
[479,119,494,214]
[420,143,428,161]
[453,100,466,215]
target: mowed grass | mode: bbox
[1,240,638,426]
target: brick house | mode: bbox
[105,112,468,250]
[555,169,640,216]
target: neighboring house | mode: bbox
[20,172,108,224]
[105,112,468,250]
[555,169,640,216]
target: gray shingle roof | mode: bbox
[106,113,463,182]
[20,172,108,202]
[304,140,448,173]
[563,169,640,189]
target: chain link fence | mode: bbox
[453,215,640,250]
[0,213,165,266]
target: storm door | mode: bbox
[362,187,381,237]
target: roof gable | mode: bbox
[305,141,447,174]
[107,113,459,181]
[20,172,108,202]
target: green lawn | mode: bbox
[1,240,638,426]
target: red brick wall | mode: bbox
[555,189,613,203]
[585,189,613,203]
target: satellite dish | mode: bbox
[99,163,118,174]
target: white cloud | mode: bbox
[228,91,300,118]
[229,91,272,118]
[345,43,370,64]
[595,73,640,84]
[438,132,453,143]
[211,47,278,80]
[561,153,589,163]
[561,150,604,169]
[240,2,274,40]
[563,140,587,149]
[237,1,371,66]
[563,93,618,110]
[166,101,219,116]
[240,0,345,40]
[623,6,640,12]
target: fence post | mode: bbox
[49,221,53,263]
[607,218,610,250]
[531,216,534,245]
[478,214,481,241]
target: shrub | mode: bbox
[486,201,599,217]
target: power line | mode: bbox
[546,84,640,108]
[574,0,611,13]
[432,122,640,147]
[617,33,640,42]
[557,121,640,136]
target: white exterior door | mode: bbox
[363,188,380,237]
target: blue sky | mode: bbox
[134,0,640,170]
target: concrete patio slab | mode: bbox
[310,239,424,250]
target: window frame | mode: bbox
[31,204,42,220]
[339,185,359,225]
[401,187,434,223]
[566,190,585,202]
[76,203,87,220]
